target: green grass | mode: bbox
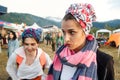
[0,44,120,80]
[99,45,120,80]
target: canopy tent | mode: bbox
[0,20,5,27]
[0,24,4,27]
[107,32,120,57]
[42,25,59,33]
[107,32,120,47]
[113,29,120,33]
[3,23,18,30]
[25,23,43,30]
[96,29,112,38]
[32,23,42,29]
[0,20,19,30]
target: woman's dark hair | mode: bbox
[62,13,81,27]
[8,31,17,40]
[63,13,76,21]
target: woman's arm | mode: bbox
[6,52,20,80]
[105,58,114,80]
[45,53,52,68]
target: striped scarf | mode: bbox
[46,39,98,80]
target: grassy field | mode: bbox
[0,43,120,80]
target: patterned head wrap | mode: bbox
[22,28,42,43]
[66,3,96,36]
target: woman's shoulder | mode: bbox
[96,50,114,80]
[97,49,113,59]
[96,49,114,66]
[37,48,48,56]
[14,46,25,55]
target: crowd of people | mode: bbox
[44,31,64,52]
[0,3,115,80]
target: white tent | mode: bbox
[42,28,50,33]
[96,29,112,38]
[3,23,18,30]
[42,25,59,33]
[113,29,120,33]
[32,23,42,29]
[17,25,24,31]
[25,23,42,29]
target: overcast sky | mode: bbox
[1,0,120,22]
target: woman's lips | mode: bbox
[66,44,71,47]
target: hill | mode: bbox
[0,12,120,29]
[93,19,120,29]
[0,12,61,27]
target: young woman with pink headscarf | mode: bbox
[46,3,114,80]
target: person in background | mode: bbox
[0,34,2,53]
[46,3,114,80]
[1,27,8,48]
[6,28,52,80]
[45,32,51,45]
[51,32,56,52]
[7,31,19,57]
[56,31,64,50]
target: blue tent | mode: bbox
[0,20,4,27]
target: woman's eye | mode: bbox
[62,31,65,36]
[24,43,36,46]
[24,43,29,46]
[70,31,75,35]
[31,43,36,46]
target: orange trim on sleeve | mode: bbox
[32,76,41,80]
[16,55,23,66]
[16,52,46,80]
[39,52,46,68]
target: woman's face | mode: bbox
[23,37,38,54]
[58,32,62,37]
[61,20,86,52]
[9,32,14,39]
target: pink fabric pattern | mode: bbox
[45,74,53,80]
[46,39,98,80]
[78,76,92,80]
[66,3,96,36]
[53,55,62,71]
[55,47,96,68]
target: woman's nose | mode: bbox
[64,34,70,43]
[27,45,32,49]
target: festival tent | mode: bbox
[0,20,4,26]
[96,29,112,38]
[3,23,18,30]
[21,22,25,26]
[107,32,120,57]
[42,25,59,33]
[107,32,120,47]
[0,20,18,30]
[25,23,42,30]
[32,23,42,29]
[113,29,120,33]
[52,25,60,32]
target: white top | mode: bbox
[60,65,77,80]
[6,46,52,80]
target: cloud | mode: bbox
[0,0,120,21]
[107,0,120,9]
